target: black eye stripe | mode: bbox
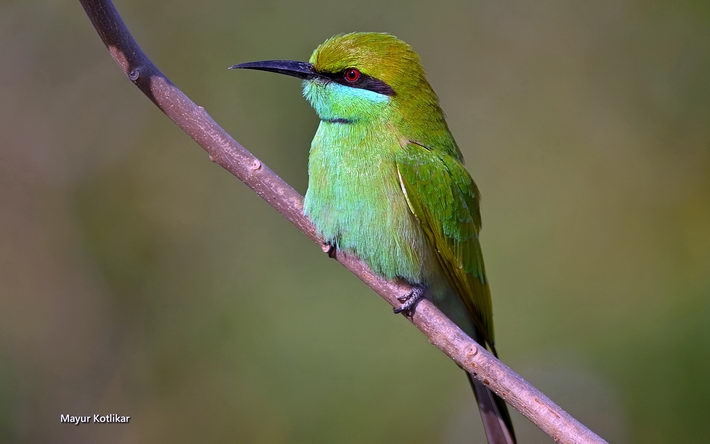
[321,70,396,96]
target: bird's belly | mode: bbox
[304,157,427,283]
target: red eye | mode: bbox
[343,68,361,83]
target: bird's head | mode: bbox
[231,32,440,124]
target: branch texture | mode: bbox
[78,1,607,443]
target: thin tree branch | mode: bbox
[78,1,607,443]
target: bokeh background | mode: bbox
[2,1,709,443]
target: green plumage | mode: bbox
[232,32,515,444]
[302,33,494,344]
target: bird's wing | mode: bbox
[395,141,495,348]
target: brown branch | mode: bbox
[78,1,608,443]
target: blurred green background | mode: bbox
[2,1,709,443]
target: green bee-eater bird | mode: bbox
[231,32,515,444]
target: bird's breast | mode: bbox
[303,121,426,282]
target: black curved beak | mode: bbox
[228,60,317,80]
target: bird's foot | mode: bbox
[393,284,426,315]
[321,241,337,259]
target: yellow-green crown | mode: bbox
[309,32,430,97]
